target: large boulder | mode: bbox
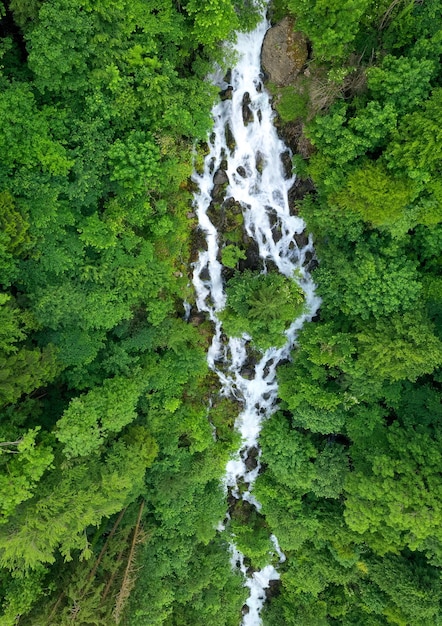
[261,17,308,87]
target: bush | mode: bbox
[220,270,305,350]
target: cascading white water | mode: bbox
[192,5,320,624]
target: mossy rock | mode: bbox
[262,17,308,87]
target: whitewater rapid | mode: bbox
[192,5,320,624]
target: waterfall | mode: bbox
[192,5,320,624]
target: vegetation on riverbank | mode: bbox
[0,1,262,624]
[260,1,442,623]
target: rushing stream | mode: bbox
[192,4,320,624]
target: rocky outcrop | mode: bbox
[261,17,308,87]
[280,120,315,159]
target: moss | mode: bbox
[276,85,309,122]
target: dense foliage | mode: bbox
[0,1,263,623]
[221,270,305,350]
[259,1,442,624]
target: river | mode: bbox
[192,4,320,624]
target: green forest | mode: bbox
[0,0,441,625]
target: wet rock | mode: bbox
[262,358,274,377]
[211,187,225,204]
[225,123,236,152]
[291,175,315,197]
[304,250,314,265]
[225,214,245,237]
[189,227,208,263]
[218,197,244,240]
[212,168,229,203]
[207,202,225,230]
[237,166,247,178]
[241,368,254,380]
[263,259,280,275]
[311,311,321,323]
[280,121,301,154]
[220,85,233,100]
[272,228,282,245]
[198,266,211,282]
[239,238,262,272]
[261,17,308,87]
[221,265,235,283]
[268,210,283,244]
[278,121,315,161]
[213,168,229,186]
[245,447,259,471]
[288,176,315,208]
[239,347,260,377]
[223,197,243,214]
[307,257,319,272]
[227,491,239,512]
[243,556,253,574]
[242,92,254,125]
[281,150,293,179]
[293,230,309,249]
[266,579,281,599]
[266,207,278,227]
